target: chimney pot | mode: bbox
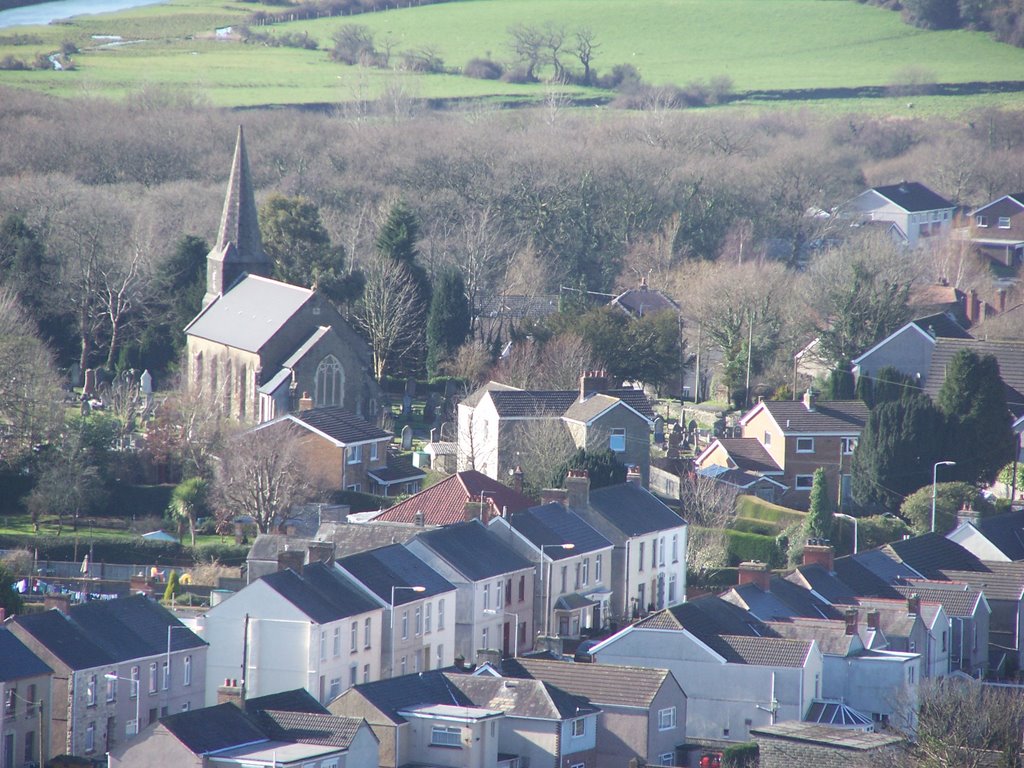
[844,608,858,636]
[737,561,771,592]
[907,594,921,616]
[512,465,524,495]
[277,549,305,573]
[565,471,591,509]
[803,388,817,412]
[802,541,835,573]
[867,610,881,630]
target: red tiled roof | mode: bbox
[375,471,534,526]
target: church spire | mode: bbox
[204,126,271,308]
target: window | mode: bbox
[183,656,191,687]
[652,538,658,569]
[497,580,503,607]
[402,611,409,640]
[482,626,489,649]
[425,602,432,633]
[351,621,358,653]
[638,542,645,571]
[659,537,666,566]
[671,534,679,563]
[796,437,814,453]
[609,428,626,453]
[659,753,675,766]
[560,566,567,593]
[437,645,444,666]
[4,686,14,716]
[841,437,857,454]
[85,722,96,753]
[763,431,771,446]
[87,675,97,706]
[130,666,139,697]
[321,630,327,661]
[346,483,361,492]
[483,584,490,610]
[370,441,379,461]
[26,683,36,716]
[315,354,344,407]
[595,554,602,582]
[364,617,372,649]
[162,662,170,690]
[975,213,989,226]
[182,701,190,712]
[329,677,341,701]
[658,706,677,730]
[363,664,370,683]
[431,726,462,747]
[571,718,586,737]
[581,558,589,585]
[438,600,445,630]
[909,666,915,684]
[25,731,34,762]
[415,607,422,636]
[518,575,526,602]
[668,573,677,604]
[349,665,357,687]
[106,673,116,702]
[347,444,362,464]
[795,475,814,490]
[323,761,339,768]
[999,216,1012,229]
[400,656,407,676]
[505,578,512,605]
[333,627,342,656]
[942,631,947,652]
[149,663,158,694]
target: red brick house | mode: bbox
[968,193,1024,266]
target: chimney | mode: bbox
[0,608,5,623]
[565,470,590,509]
[129,575,153,596]
[453,655,466,671]
[298,392,314,412]
[844,608,858,636]
[512,465,524,495]
[540,489,567,507]
[414,510,425,528]
[429,427,438,443]
[476,649,501,668]
[867,610,881,630]
[277,548,305,573]
[217,678,243,708]
[307,541,335,564]
[580,369,609,399]
[737,561,771,592]
[907,594,921,616]
[464,500,489,524]
[45,595,72,614]
[802,540,835,573]
[998,288,1007,314]
[966,289,980,323]
[803,388,817,412]
[626,465,642,486]
[956,504,980,528]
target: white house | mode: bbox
[839,181,956,248]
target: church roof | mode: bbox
[186,275,313,353]
[212,125,268,266]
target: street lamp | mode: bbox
[483,608,520,658]
[104,673,140,740]
[834,512,858,555]
[540,543,575,637]
[932,461,957,533]
[390,585,426,678]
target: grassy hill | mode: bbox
[1,0,1024,110]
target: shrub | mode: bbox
[0,55,28,71]
[723,742,758,768]
[723,529,783,568]
[464,57,503,80]
[499,66,535,84]
[596,63,642,90]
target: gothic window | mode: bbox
[238,365,247,420]
[316,355,344,407]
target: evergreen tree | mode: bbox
[852,393,946,511]
[555,448,627,489]
[376,200,430,305]
[824,364,855,400]
[806,467,833,539]
[0,565,23,618]
[936,350,1015,485]
[164,570,181,602]
[426,269,471,377]
[856,365,919,409]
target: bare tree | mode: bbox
[574,27,599,85]
[146,381,231,480]
[214,424,320,535]
[492,332,596,391]
[682,473,737,577]
[507,24,545,80]
[509,419,576,492]
[354,257,425,381]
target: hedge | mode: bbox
[735,495,806,528]
[328,490,396,513]
[722,742,758,768]
[730,518,779,537]
[107,483,175,519]
[0,535,247,566]
[722,529,783,568]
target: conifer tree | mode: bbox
[806,468,833,540]
[426,269,470,377]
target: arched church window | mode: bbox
[316,355,344,407]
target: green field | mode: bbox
[2,0,1024,110]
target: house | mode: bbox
[696,465,788,505]
[893,581,990,676]
[591,596,823,745]
[851,312,971,387]
[405,520,537,659]
[501,657,688,768]
[366,470,534,527]
[948,507,1024,562]
[851,596,950,679]
[921,337,1024,426]
[564,474,688,624]
[699,390,868,509]
[457,372,655,485]
[751,721,905,768]
[0,627,52,768]
[184,128,378,423]
[966,193,1024,266]
[329,669,599,768]
[335,543,457,679]
[474,294,560,347]
[7,595,207,760]
[108,695,379,768]
[488,492,615,639]
[839,181,956,248]
[610,280,681,319]
[195,561,382,707]
[253,405,424,496]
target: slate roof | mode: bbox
[751,720,904,749]
[449,675,599,720]
[337,670,473,724]
[337,543,455,605]
[748,400,869,434]
[10,595,205,670]
[883,533,984,579]
[412,520,534,581]
[502,658,675,709]
[476,295,560,320]
[723,578,839,623]
[707,438,782,474]
[911,312,972,340]
[971,509,1024,560]
[923,338,1024,418]
[260,562,380,624]
[245,688,329,715]
[280,325,333,370]
[854,598,941,636]
[564,394,641,425]
[478,385,655,421]
[0,628,51,682]
[315,521,428,558]
[374,471,534,526]
[719,635,813,667]
[698,465,785,489]
[185,275,313,352]
[257,710,366,748]
[161,702,268,755]
[586,483,687,536]
[611,286,680,318]
[288,407,390,445]
[368,454,425,484]
[632,596,776,662]
[765,619,859,656]
[938,563,1024,601]
[872,182,955,212]
[504,504,613,559]
[248,533,313,563]
[786,563,859,605]
[894,581,984,618]
[832,554,911,599]
[212,126,268,268]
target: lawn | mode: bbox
[1,0,1023,111]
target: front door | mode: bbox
[503,621,511,656]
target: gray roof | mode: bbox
[970,509,1024,560]
[0,628,51,681]
[586,483,686,537]
[766,619,859,656]
[334,669,471,724]
[316,521,429,558]
[248,534,313,563]
[185,275,313,352]
[337,543,455,605]
[872,182,954,212]
[488,390,578,418]
[707,438,782,474]
[476,295,560,319]
[911,312,972,340]
[894,581,984,618]
[718,635,814,667]
[751,400,869,434]
[611,285,680,318]
[505,504,613,559]
[412,520,534,581]
[449,675,599,720]
[924,338,1024,418]
[938,563,1024,601]
[211,126,268,267]
[260,562,380,624]
[257,710,366,748]
[883,533,984,579]
[281,325,332,369]
[161,702,267,755]
[245,688,328,715]
[368,455,426,485]
[786,564,860,605]
[502,657,677,709]
[563,394,647,425]
[289,407,391,445]
[751,720,905,749]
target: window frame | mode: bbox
[658,706,677,731]
[609,428,626,453]
[571,717,586,737]
[841,436,857,455]
[999,216,1012,229]
[794,474,814,490]
[795,437,815,453]
[431,725,462,747]
[86,675,97,706]
[183,656,191,687]
[347,444,362,465]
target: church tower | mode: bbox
[203,126,272,308]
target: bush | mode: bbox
[723,742,758,768]
[190,542,248,565]
[723,529,783,568]
[900,481,994,534]
[855,514,912,551]
[0,55,27,70]
[735,495,806,527]
[596,63,642,90]
[327,490,396,513]
[464,57,503,80]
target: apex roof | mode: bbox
[923,338,1024,418]
[610,285,680,318]
[894,581,984,617]
[502,657,677,709]
[161,702,267,755]
[373,471,534,526]
[965,509,1024,560]
[883,533,984,579]
[336,670,472,724]
[245,688,329,715]
[466,382,655,421]
[871,182,954,212]
[449,675,599,720]
[259,562,380,624]
[282,407,391,446]
[910,312,972,340]
[337,543,455,605]
[412,520,534,581]
[743,399,869,434]
[938,562,1024,601]
[501,504,613,559]
[701,438,782,474]
[256,710,368,748]
[586,483,686,536]
[0,628,51,682]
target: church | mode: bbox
[184,128,379,423]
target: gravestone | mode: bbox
[401,424,413,450]
[140,369,154,411]
[405,378,417,397]
[83,368,96,397]
[402,393,412,418]
[653,415,664,444]
[667,423,682,459]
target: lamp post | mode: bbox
[390,585,426,678]
[483,608,520,658]
[540,543,575,637]
[104,673,140,740]
[834,512,858,554]
[932,461,957,533]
